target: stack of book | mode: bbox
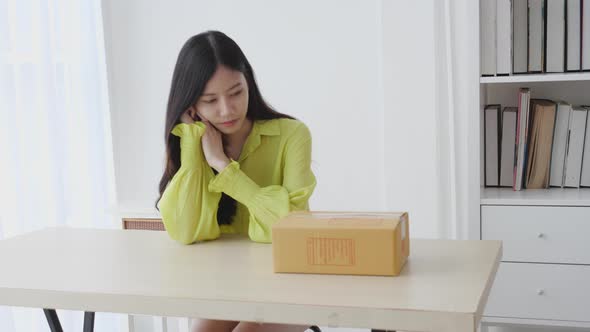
[484,88,590,190]
[481,0,590,75]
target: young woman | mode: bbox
[156,31,317,332]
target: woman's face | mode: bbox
[193,65,249,135]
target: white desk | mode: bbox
[0,227,501,332]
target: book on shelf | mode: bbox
[529,0,545,73]
[580,106,590,187]
[546,0,566,73]
[514,88,531,190]
[549,102,572,187]
[580,106,590,186]
[513,0,529,74]
[566,0,582,71]
[500,107,518,186]
[481,0,496,75]
[525,100,557,189]
[497,0,512,75]
[564,107,588,187]
[485,105,502,186]
[583,0,590,70]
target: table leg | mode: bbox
[43,309,63,332]
[43,308,95,332]
[84,311,95,332]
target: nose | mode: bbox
[218,97,232,117]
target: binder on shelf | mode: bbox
[546,0,566,72]
[513,0,529,74]
[580,106,590,187]
[500,107,518,187]
[485,105,502,187]
[497,0,512,75]
[583,0,590,70]
[481,0,497,75]
[528,0,545,73]
[566,0,582,71]
[550,102,572,187]
[564,107,588,187]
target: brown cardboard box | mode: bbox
[272,211,410,276]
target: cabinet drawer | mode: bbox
[481,206,590,264]
[484,262,590,322]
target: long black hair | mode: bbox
[156,31,294,225]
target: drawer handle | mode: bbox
[537,289,545,296]
[537,232,545,239]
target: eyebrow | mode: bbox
[201,82,242,97]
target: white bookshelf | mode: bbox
[475,0,590,330]
[478,75,590,330]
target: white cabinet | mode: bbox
[481,206,590,264]
[484,262,590,322]
[480,202,590,328]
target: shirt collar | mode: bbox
[255,119,280,136]
[238,119,280,162]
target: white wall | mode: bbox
[102,0,448,233]
[103,0,385,214]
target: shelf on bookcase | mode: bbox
[480,72,590,84]
[481,187,590,206]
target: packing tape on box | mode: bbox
[292,212,404,219]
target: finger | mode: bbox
[185,107,198,121]
[203,120,219,133]
[202,119,213,131]
[180,113,193,124]
[201,119,216,135]
[195,111,206,122]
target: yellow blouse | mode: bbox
[158,118,316,244]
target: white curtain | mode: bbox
[432,0,481,240]
[0,0,123,331]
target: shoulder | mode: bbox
[255,118,312,145]
[274,118,312,141]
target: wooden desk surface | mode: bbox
[0,227,501,331]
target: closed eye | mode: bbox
[230,90,242,97]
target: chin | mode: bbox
[218,128,237,135]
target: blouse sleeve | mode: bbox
[158,122,222,245]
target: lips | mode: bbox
[220,119,238,127]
